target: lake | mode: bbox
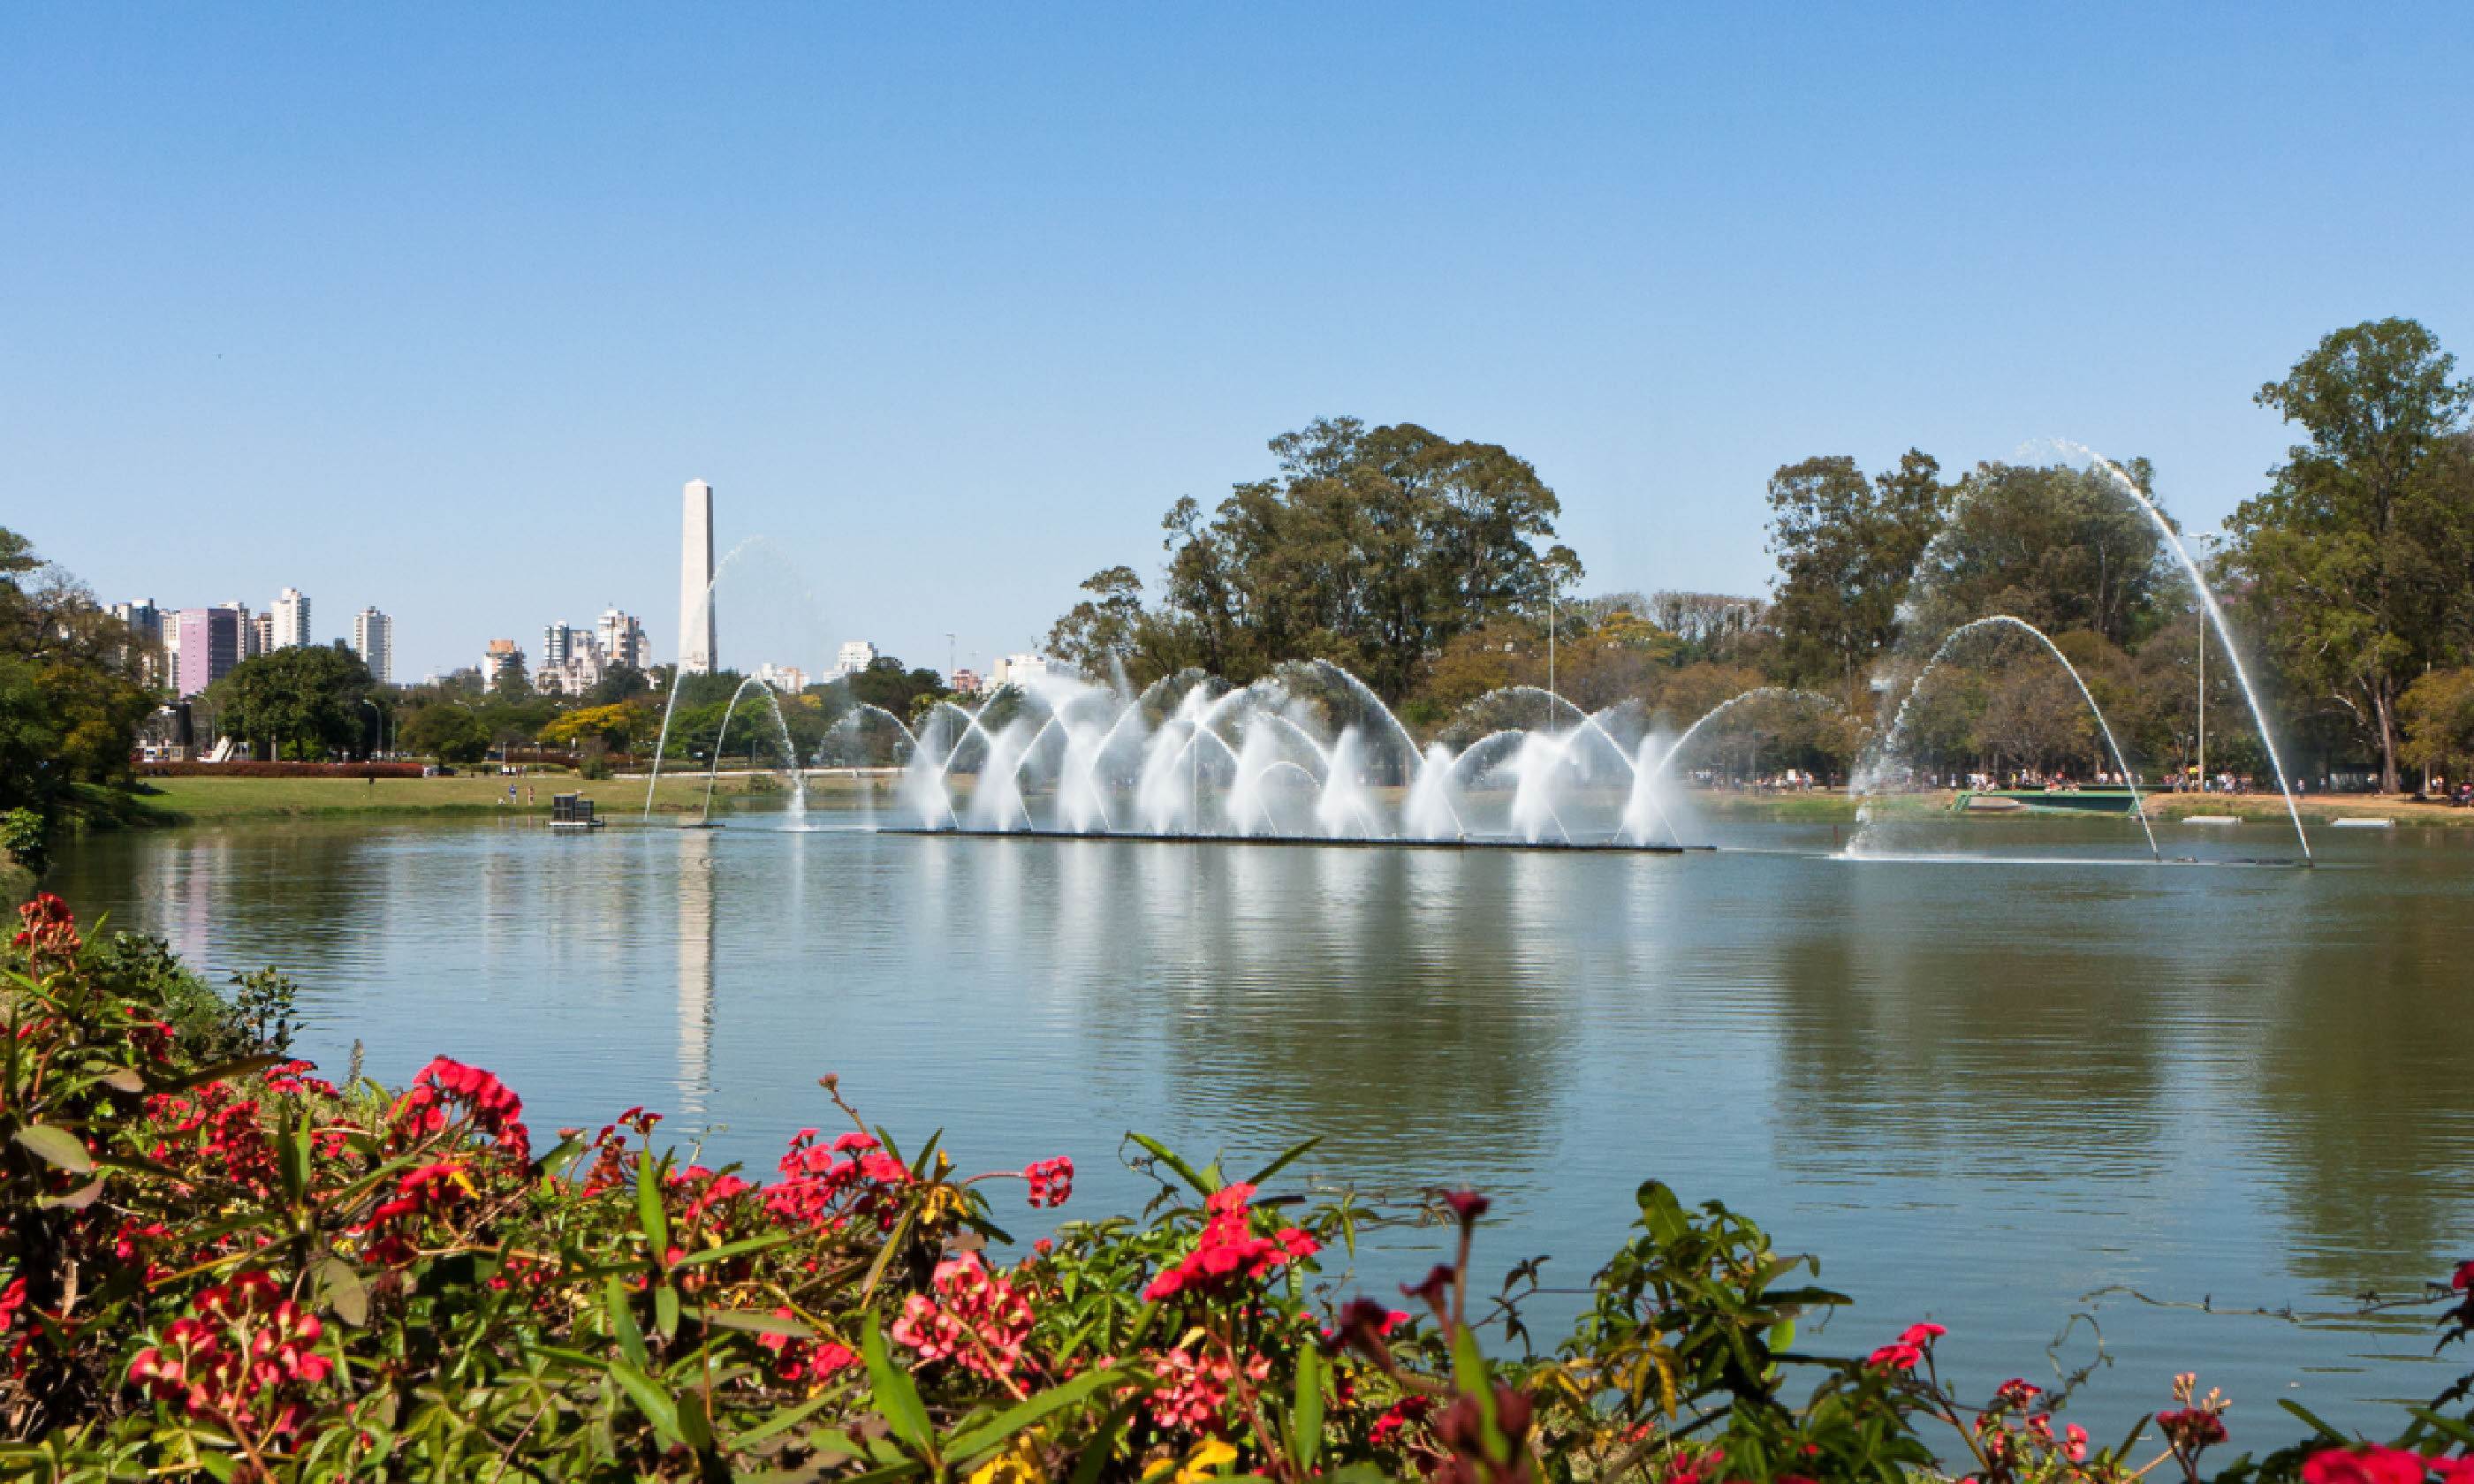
[49,805,2474,1445]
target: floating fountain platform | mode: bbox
[877,827,1711,854]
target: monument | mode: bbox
[679,479,716,675]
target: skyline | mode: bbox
[10,4,2472,679]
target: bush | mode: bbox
[4,893,2472,1481]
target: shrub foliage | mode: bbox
[4,894,2473,1482]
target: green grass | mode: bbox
[128,771,898,822]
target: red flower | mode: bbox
[1023,1155,1074,1208]
[2302,1446,2432,1484]
[2454,1261,2474,1293]
[1400,1263,1456,1307]
[1441,1188,1491,1224]
[1142,1184,1319,1302]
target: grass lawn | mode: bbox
[133,770,900,822]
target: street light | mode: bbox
[360,699,381,761]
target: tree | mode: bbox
[1765,450,1948,710]
[1051,418,1579,702]
[0,527,154,829]
[402,704,489,764]
[2226,318,2474,791]
[539,703,649,752]
[212,647,376,761]
[2400,668,2474,786]
[1906,460,2174,651]
[846,657,949,723]
[584,664,651,707]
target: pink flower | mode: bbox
[888,1253,1033,1382]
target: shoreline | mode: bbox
[105,776,2474,830]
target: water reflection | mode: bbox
[678,829,716,1119]
[43,814,2474,1436]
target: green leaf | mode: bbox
[728,1392,839,1450]
[670,1230,794,1268]
[690,1306,813,1338]
[1068,1400,1138,1484]
[95,1066,146,1094]
[315,1257,369,1328]
[673,1387,714,1452]
[36,1176,105,1210]
[635,1147,670,1260]
[608,1359,681,1443]
[13,1124,93,1173]
[1451,1325,1506,1462]
[1291,1343,1325,1473]
[605,1277,650,1374]
[193,1449,239,1482]
[1126,1133,1217,1196]
[2277,1399,2347,1442]
[948,1367,1134,1458]
[654,1282,680,1339]
[535,1133,588,1180]
[148,1053,286,1095]
[863,1314,932,1455]
[1244,1135,1323,1190]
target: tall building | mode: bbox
[991,653,1058,690]
[537,624,604,695]
[270,588,312,650]
[172,608,241,698]
[110,600,171,687]
[679,479,716,675]
[352,607,393,685]
[597,609,648,670]
[541,624,584,667]
[110,599,162,642]
[483,639,527,693]
[754,662,807,693]
[247,611,271,658]
[833,640,879,678]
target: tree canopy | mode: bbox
[209,646,378,762]
[2225,317,2474,791]
[1049,417,1580,702]
[0,526,155,836]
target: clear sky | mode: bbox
[8,4,2470,682]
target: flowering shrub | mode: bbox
[7,890,2474,1481]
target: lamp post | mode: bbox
[360,699,381,761]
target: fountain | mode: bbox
[878,662,1734,852]
[1855,617,2159,861]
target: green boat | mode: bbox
[1953,787,2143,815]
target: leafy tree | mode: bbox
[2401,668,2474,784]
[400,703,489,764]
[1765,450,1948,709]
[2226,318,2474,791]
[846,657,949,724]
[584,663,651,706]
[1050,418,1579,702]
[538,702,650,752]
[0,527,155,833]
[1907,459,2175,651]
[209,646,376,761]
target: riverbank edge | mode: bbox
[73,776,2474,829]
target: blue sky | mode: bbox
[7,4,2470,681]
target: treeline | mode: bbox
[1051,319,2474,791]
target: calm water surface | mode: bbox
[51,807,2474,1443]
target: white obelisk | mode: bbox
[679,479,716,675]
